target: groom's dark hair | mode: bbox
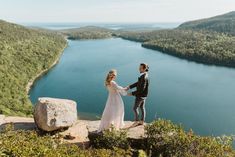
[140,63,149,72]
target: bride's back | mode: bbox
[106,82,118,93]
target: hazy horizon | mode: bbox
[0,0,234,24]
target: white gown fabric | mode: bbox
[98,81,127,131]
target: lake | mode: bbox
[30,38,235,137]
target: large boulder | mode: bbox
[34,97,77,131]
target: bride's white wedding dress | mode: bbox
[98,80,127,131]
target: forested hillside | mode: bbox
[116,11,235,67]
[142,30,235,66]
[178,11,235,35]
[60,26,113,40]
[0,20,67,116]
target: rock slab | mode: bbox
[61,120,146,148]
[34,97,77,131]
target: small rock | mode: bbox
[0,114,5,125]
[34,97,77,132]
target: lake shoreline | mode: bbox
[116,36,235,69]
[141,43,235,69]
[26,42,68,95]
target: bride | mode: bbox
[98,69,127,131]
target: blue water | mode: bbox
[30,38,235,137]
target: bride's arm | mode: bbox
[111,81,124,90]
[111,81,127,96]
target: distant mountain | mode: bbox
[178,11,235,35]
[117,27,162,32]
[60,26,112,32]
[59,26,113,40]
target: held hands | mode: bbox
[124,86,132,96]
[124,86,130,91]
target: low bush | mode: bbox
[1,120,234,157]
[0,124,132,157]
[145,119,235,157]
[89,126,130,150]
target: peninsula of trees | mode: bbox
[60,26,113,40]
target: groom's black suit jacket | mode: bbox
[130,73,149,98]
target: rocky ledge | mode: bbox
[0,115,145,147]
[0,97,145,147]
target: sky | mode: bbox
[0,0,234,23]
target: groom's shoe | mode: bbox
[139,120,144,125]
[132,121,139,126]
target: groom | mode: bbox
[126,63,149,125]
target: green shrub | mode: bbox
[145,119,235,157]
[0,124,132,157]
[1,121,234,157]
[136,150,147,157]
[89,126,130,150]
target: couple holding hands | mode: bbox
[99,63,149,131]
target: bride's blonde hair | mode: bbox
[105,69,117,86]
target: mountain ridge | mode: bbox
[178,11,235,35]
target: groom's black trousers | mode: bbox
[133,97,146,121]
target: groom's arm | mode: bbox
[130,82,138,96]
[129,82,137,89]
[127,81,138,96]
[131,75,148,96]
